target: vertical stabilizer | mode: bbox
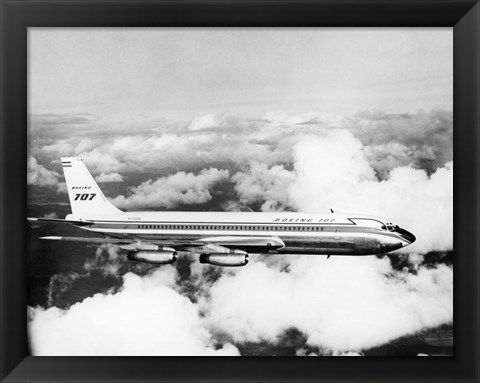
[61,157,123,218]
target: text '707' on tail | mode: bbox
[61,157,122,218]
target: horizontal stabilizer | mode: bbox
[40,236,132,244]
[28,217,93,226]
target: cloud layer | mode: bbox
[29,268,239,356]
[28,108,453,355]
[28,254,452,355]
[28,109,452,179]
[204,256,452,351]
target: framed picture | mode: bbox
[1,0,479,382]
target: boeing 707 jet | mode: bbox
[28,158,416,266]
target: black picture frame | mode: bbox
[1,0,478,382]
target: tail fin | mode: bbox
[61,157,123,218]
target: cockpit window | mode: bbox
[382,223,400,231]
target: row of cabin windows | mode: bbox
[137,224,326,231]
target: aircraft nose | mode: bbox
[397,228,416,244]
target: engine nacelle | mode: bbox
[199,253,249,267]
[127,250,177,265]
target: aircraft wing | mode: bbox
[40,236,206,248]
[40,235,285,252]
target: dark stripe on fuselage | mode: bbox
[85,223,403,242]
[86,217,386,226]
[90,220,354,226]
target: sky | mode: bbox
[29,28,452,118]
[27,28,453,356]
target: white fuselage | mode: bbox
[69,211,414,255]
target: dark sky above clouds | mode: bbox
[27,28,453,356]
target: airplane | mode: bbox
[27,157,416,266]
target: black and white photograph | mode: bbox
[27,28,453,356]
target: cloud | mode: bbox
[46,272,86,307]
[203,256,453,352]
[29,253,452,355]
[28,109,454,213]
[28,109,452,182]
[111,168,230,210]
[262,110,344,128]
[232,162,295,211]
[188,114,219,131]
[82,244,157,278]
[95,172,124,182]
[233,130,452,253]
[288,133,453,253]
[76,149,128,175]
[344,109,453,176]
[27,156,61,188]
[28,269,240,356]
[83,244,124,277]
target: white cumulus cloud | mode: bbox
[188,114,219,131]
[203,256,453,352]
[27,156,60,188]
[232,162,295,211]
[111,168,230,210]
[95,172,124,183]
[28,269,240,356]
[288,132,452,253]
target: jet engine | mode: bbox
[127,249,177,264]
[199,253,249,267]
